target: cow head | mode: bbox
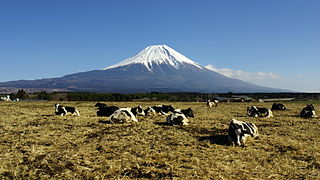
[301,104,317,118]
[55,104,60,112]
[131,105,145,116]
[95,102,107,109]
[163,105,175,113]
[247,106,259,117]
[183,108,194,118]
[306,104,315,111]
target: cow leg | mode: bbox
[240,135,247,147]
[235,129,242,146]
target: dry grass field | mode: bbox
[0,101,319,179]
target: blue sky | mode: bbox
[0,0,319,92]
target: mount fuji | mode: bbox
[0,45,285,93]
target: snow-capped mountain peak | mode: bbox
[103,45,203,71]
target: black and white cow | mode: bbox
[166,108,194,125]
[247,106,273,118]
[300,104,317,118]
[178,108,195,118]
[166,111,189,126]
[95,102,119,117]
[144,106,156,116]
[109,105,144,123]
[207,99,218,108]
[271,103,287,110]
[55,104,80,116]
[109,108,138,123]
[151,105,175,115]
[228,119,259,147]
[131,105,145,117]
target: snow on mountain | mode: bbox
[103,45,203,71]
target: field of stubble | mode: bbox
[0,101,319,179]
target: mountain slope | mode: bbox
[0,45,286,93]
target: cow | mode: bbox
[228,119,259,147]
[144,106,157,116]
[166,111,189,126]
[55,104,80,116]
[247,106,273,118]
[151,105,175,115]
[0,95,11,102]
[109,108,138,123]
[131,105,145,117]
[207,99,218,108]
[300,104,317,118]
[166,108,194,126]
[176,108,194,118]
[95,102,119,117]
[271,103,287,110]
[109,105,144,123]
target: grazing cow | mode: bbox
[247,106,273,118]
[300,104,317,118]
[151,105,175,115]
[228,119,259,147]
[166,111,189,126]
[95,102,119,117]
[109,108,138,123]
[144,106,156,116]
[207,99,218,108]
[271,103,287,110]
[55,104,80,116]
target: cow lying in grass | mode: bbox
[55,104,80,116]
[144,106,157,116]
[95,102,119,117]
[228,119,259,147]
[166,108,194,126]
[207,99,218,107]
[300,104,317,118]
[109,105,145,123]
[151,105,175,115]
[247,106,273,118]
[271,103,287,110]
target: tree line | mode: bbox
[5,89,320,102]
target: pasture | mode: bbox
[0,101,319,179]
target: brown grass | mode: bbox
[0,101,319,179]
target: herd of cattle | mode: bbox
[54,101,317,147]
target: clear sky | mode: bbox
[0,0,319,92]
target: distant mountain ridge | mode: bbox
[0,45,287,93]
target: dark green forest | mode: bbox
[4,89,320,102]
